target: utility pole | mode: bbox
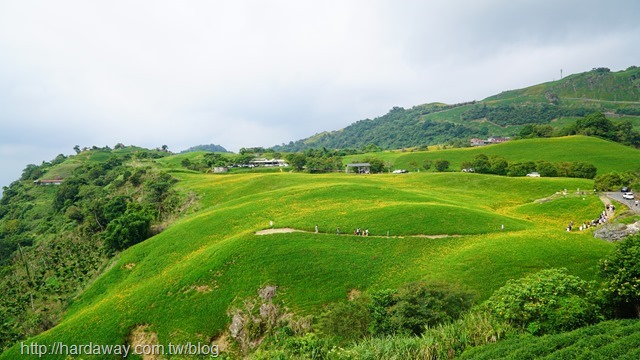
[560,69,563,79]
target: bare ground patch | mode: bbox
[127,325,159,360]
[255,228,304,235]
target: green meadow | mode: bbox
[345,136,640,174]
[2,161,617,358]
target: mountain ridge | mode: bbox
[273,66,640,152]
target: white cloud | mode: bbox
[1,0,639,188]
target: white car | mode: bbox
[392,169,408,174]
[526,172,540,177]
[623,192,635,200]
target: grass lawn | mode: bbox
[1,168,616,359]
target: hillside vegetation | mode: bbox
[4,135,634,358]
[274,66,640,152]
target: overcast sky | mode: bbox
[1,0,639,189]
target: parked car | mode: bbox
[622,186,631,193]
[392,169,408,174]
[526,172,540,177]
[623,192,635,200]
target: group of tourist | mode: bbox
[330,226,369,236]
[569,203,615,232]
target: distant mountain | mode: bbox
[273,66,640,152]
[180,144,230,153]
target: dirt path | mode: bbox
[255,228,460,238]
[255,228,303,235]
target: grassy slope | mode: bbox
[345,136,640,174]
[2,166,615,358]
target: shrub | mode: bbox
[103,204,152,251]
[600,234,640,318]
[389,283,474,336]
[317,298,371,344]
[484,268,601,335]
[370,283,474,337]
[434,159,450,172]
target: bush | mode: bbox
[390,283,474,336]
[103,204,152,251]
[370,283,474,337]
[600,234,640,318]
[484,268,601,335]
[317,298,370,343]
[434,159,450,172]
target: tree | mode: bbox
[422,160,432,171]
[318,299,371,344]
[360,157,386,173]
[600,234,640,318]
[471,154,490,173]
[574,112,613,139]
[570,162,597,179]
[104,204,152,251]
[535,160,558,177]
[434,159,450,172]
[286,153,307,171]
[489,156,508,175]
[73,145,81,154]
[507,162,536,177]
[389,283,473,336]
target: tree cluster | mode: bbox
[461,103,590,126]
[461,154,597,179]
[563,112,640,147]
[285,149,344,173]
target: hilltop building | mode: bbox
[33,179,63,186]
[470,136,511,146]
[345,163,371,174]
[249,158,289,167]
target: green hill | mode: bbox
[2,136,629,358]
[273,66,640,152]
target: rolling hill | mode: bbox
[273,66,640,152]
[4,136,637,358]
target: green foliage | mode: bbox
[422,159,432,171]
[181,143,230,153]
[389,283,474,336]
[593,171,637,191]
[360,157,385,173]
[333,309,513,360]
[600,234,640,318]
[485,268,602,335]
[369,284,474,337]
[286,153,307,171]
[103,203,153,252]
[0,146,184,352]
[434,159,450,172]
[460,319,640,360]
[466,153,597,179]
[317,298,371,344]
[506,161,536,177]
[369,289,397,336]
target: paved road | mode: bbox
[605,191,640,213]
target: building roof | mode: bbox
[346,163,371,167]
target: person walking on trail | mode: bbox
[315,224,318,233]
[337,227,340,235]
